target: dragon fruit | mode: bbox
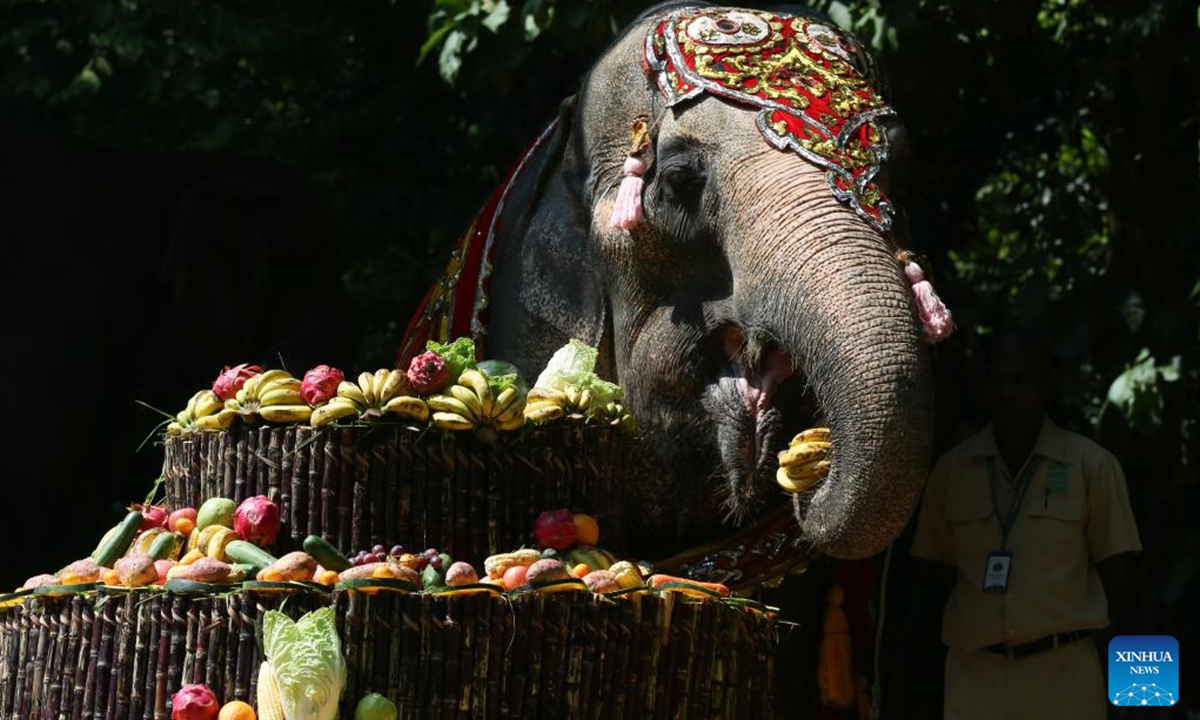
[301,364,345,405]
[212,363,262,401]
[171,684,218,720]
[136,505,169,530]
[406,351,450,394]
[532,509,577,551]
[233,495,281,547]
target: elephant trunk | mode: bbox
[731,168,935,560]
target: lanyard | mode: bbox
[986,455,1040,550]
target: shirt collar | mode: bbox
[969,416,1069,464]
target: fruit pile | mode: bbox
[164,338,635,442]
[11,504,736,604]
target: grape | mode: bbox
[429,556,443,570]
[423,548,439,558]
[372,544,386,555]
[391,545,405,556]
[371,552,386,563]
[415,556,430,571]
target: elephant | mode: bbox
[410,2,938,563]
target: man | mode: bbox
[911,330,1141,719]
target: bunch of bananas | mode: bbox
[426,369,526,432]
[776,428,833,493]
[224,369,313,424]
[167,389,232,435]
[523,386,637,431]
[311,369,429,428]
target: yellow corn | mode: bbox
[256,661,285,720]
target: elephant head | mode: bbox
[479,4,937,560]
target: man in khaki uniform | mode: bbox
[911,331,1141,719]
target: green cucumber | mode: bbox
[302,535,351,572]
[225,540,277,570]
[147,532,180,561]
[92,511,143,568]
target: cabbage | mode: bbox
[533,339,624,408]
[427,337,477,383]
[262,607,345,720]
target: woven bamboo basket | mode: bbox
[0,587,776,720]
[162,424,633,562]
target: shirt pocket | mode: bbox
[1025,466,1084,547]
[944,477,996,559]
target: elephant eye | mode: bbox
[657,161,707,202]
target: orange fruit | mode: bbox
[572,514,600,546]
[218,700,256,720]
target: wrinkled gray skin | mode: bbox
[485,6,934,560]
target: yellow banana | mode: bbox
[524,405,564,424]
[383,395,430,423]
[260,405,314,423]
[577,388,593,412]
[528,387,568,405]
[311,401,360,428]
[459,370,493,418]
[778,441,832,467]
[565,386,581,408]
[176,391,201,424]
[776,466,829,493]
[337,380,369,407]
[448,384,485,420]
[427,395,477,422]
[167,422,184,435]
[204,526,237,561]
[497,414,526,431]
[432,412,474,431]
[194,390,224,418]
[491,387,519,416]
[358,371,376,404]
[379,369,407,401]
[790,428,831,446]
[254,369,293,393]
[784,458,832,480]
[495,398,527,424]
[259,387,306,407]
[372,368,391,401]
[194,409,237,431]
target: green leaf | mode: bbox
[418,22,456,66]
[826,1,853,32]
[481,0,510,33]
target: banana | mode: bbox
[784,458,832,480]
[449,384,485,420]
[432,412,474,431]
[790,428,831,446]
[491,387,519,416]
[311,401,360,428]
[204,526,237,561]
[259,386,306,407]
[194,409,237,431]
[459,370,493,418]
[233,387,249,406]
[383,395,430,423]
[188,524,223,554]
[495,398,527,424]
[379,369,407,401]
[527,387,568,405]
[524,405,565,424]
[372,368,391,400]
[132,527,166,556]
[565,386,581,408]
[776,465,830,493]
[255,369,293,392]
[337,380,369,407]
[167,422,184,435]
[358,371,376,404]
[427,395,477,422]
[578,388,593,412]
[778,441,832,467]
[177,391,201,424]
[497,414,526,431]
[194,391,224,418]
[260,405,314,423]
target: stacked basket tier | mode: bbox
[162,424,633,563]
[0,588,777,720]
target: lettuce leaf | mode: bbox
[263,608,345,720]
[534,339,598,390]
[427,337,477,382]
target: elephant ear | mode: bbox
[509,95,607,349]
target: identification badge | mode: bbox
[983,551,1013,593]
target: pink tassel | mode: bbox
[610,156,646,229]
[904,260,954,344]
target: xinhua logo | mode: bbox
[1108,635,1179,707]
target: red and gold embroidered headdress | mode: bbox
[644,7,895,234]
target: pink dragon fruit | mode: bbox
[532,509,577,551]
[301,364,345,405]
[233,495,281,547]
[406,351,450,394]
[170,684,218,720]
[212,363,261,401]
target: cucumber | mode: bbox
[302,535,351,572]
[92,511,143,568]
[147,531,180,561]
[225,540,277,570]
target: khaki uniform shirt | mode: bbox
[911,417,1141,651]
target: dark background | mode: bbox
[1,0,1196,716]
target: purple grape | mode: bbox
[371,552,386,563]
[391,545,404,556]
[415,557,430,571]
[429,556,443,570]
[423,548,439,557]
[372,544,386,555]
